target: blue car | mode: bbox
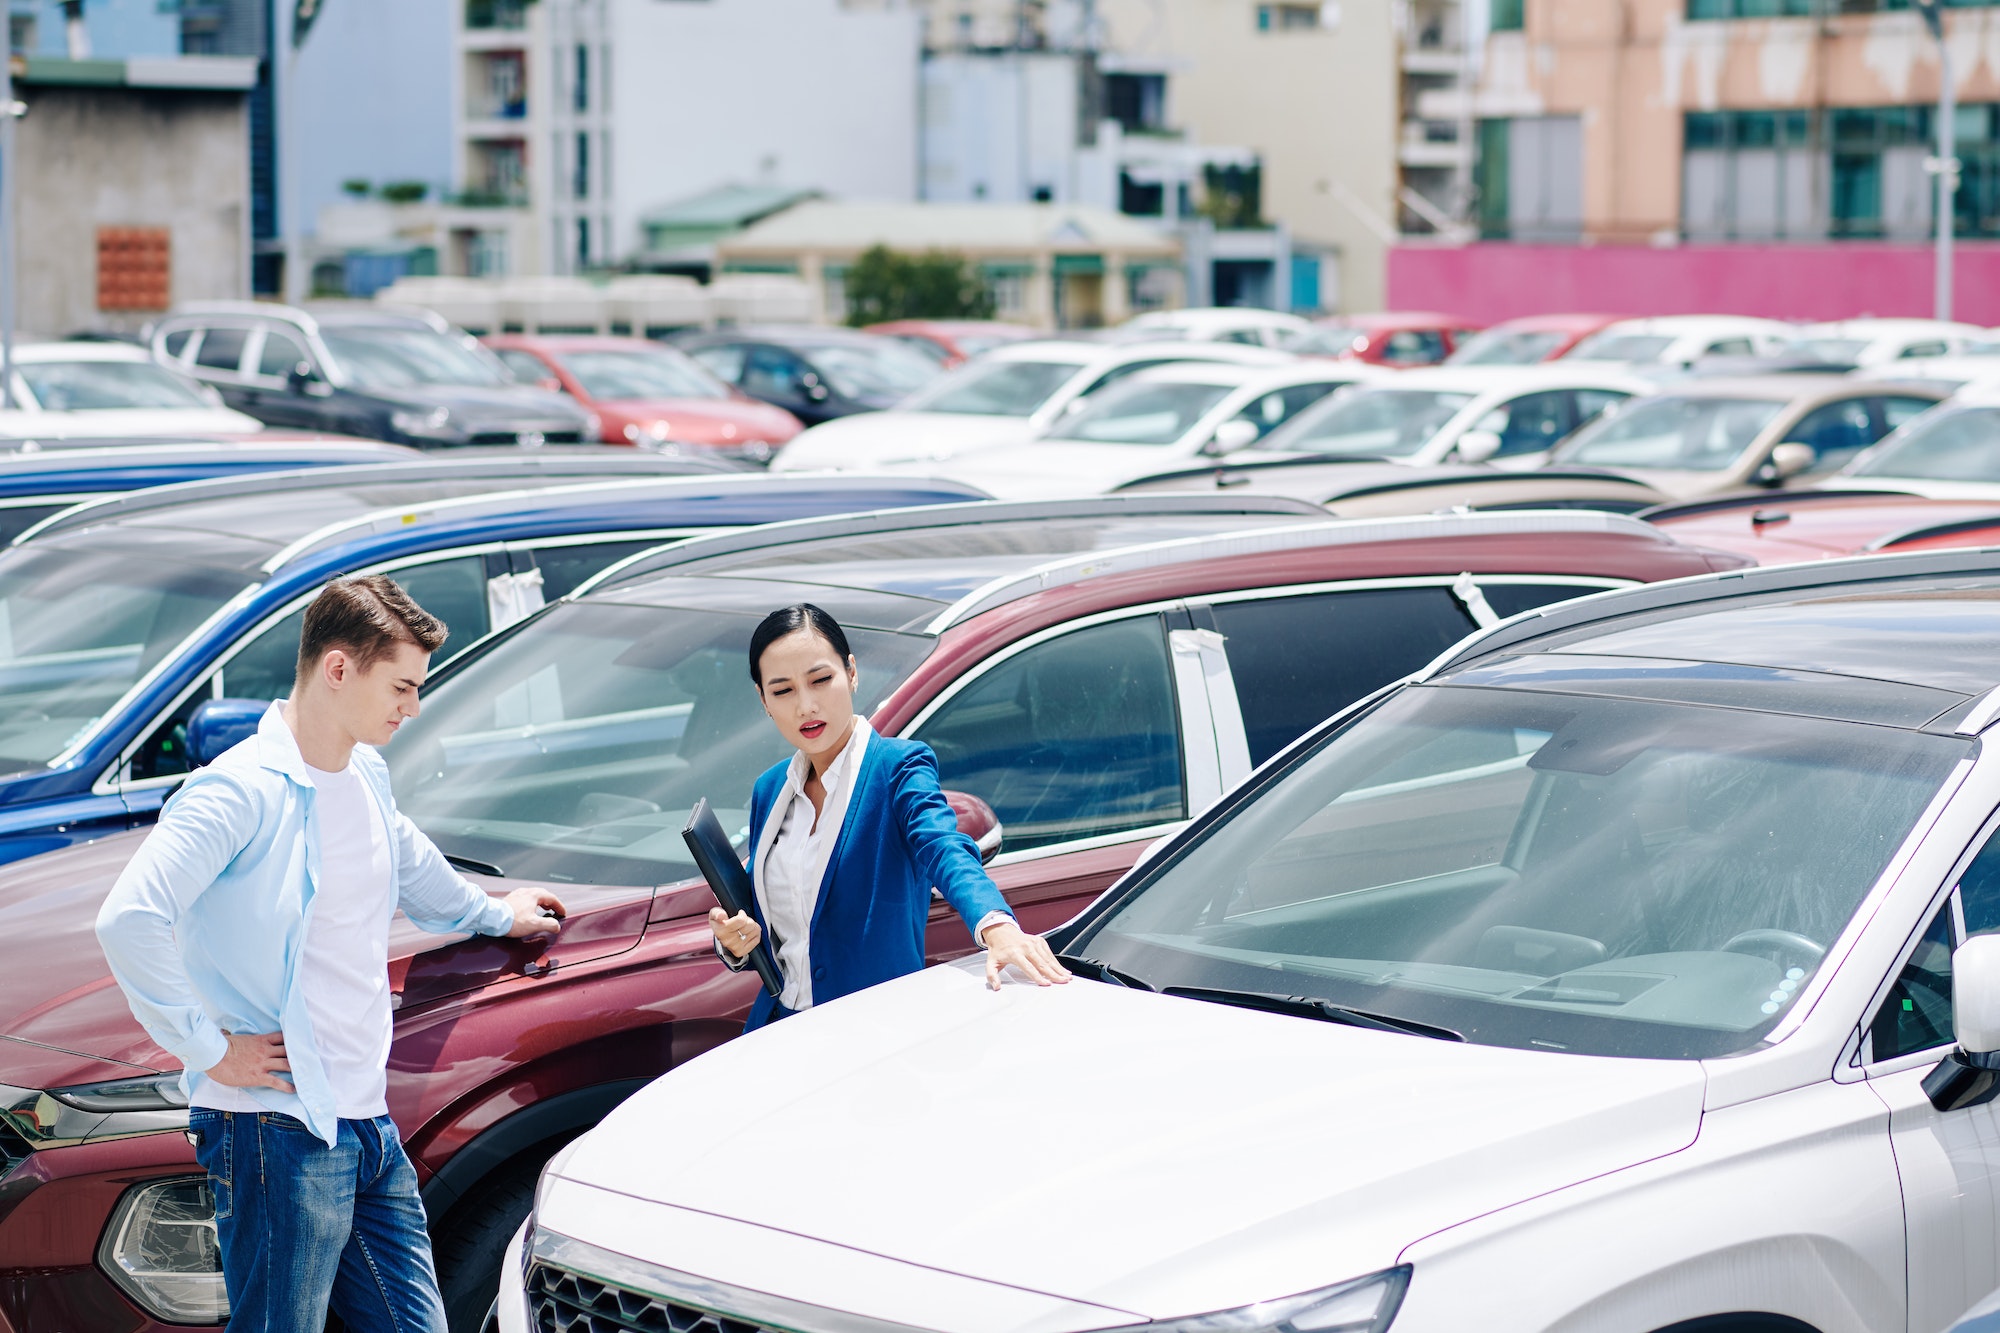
[0,462,983,864]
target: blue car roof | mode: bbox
[0,441,418,498]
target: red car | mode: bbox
[484,335,804,462]
[1646,489,2000,565]
[0,497,1746,1333]
[1290,311,1483,367]
[862,319,1041,368]
[1446,314,1620,366]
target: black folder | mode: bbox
[683,799,783,998]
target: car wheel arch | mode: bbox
[419,1077,651,1228]
[1646,1317,1822,1333]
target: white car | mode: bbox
[1563,315,1793,369]
[0,342,261,437]
[1783,317,1985,368]
[509,550,2000,1333]
[1243,364,1651,470]
[1119,307,1315,350]
[1854,336,2000,391]
[768,341,1292,472]
[1821,380,2000,498]
[916,361,1381,500]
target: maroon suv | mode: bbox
[0,498,1747,1333]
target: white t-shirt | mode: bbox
[195,759,396,1116]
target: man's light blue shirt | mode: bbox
[95,703,514,1145]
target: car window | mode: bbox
[914,616,1185,852]
[16,360,212,411]
[1559,396,1786,471]
[494,348,553,386]
[161,329,193,360]
[1705,338,1754,357]
[1210,589,1477,767]
[742,346,808,399]
[1267,387,1476,459]
[1218,329,1265,346]
[687,344,747,384]
[527,540,676,602]
[1785,398,1877,463]
[1475,390,1576,458]
[1901,342,1949,359]
[1479,581,1612,620]
[1872,900,1957,1063]
[130,557,494,783]
[1573,388,1630,425]
[1233,383,1342,436]
[1045,380,1236,445]
[321,328,506,390]
[1881,395,1938,433]
[256,331,310,380]
[193,328,250,374]
[1074,359,1176,399]
[1380,330,1446,366]
[1851,406,2000,481]
[902,359,1082,417]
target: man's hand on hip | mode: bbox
[208,1031,295,1093]
[504,887,567,938]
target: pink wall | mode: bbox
[1386,243,2000,326]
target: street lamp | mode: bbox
[1915,0,1958,322]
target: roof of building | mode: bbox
[16,55,258,91]
[716,201,1181,258]
[639,183,822,230]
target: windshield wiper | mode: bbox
[446,853,506,878]
[1161,985,1462,1042]
[1055,954,1155,991]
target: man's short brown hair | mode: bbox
[295,575,448,681]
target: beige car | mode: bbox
[1112,457,1672,514]
[1544,374,1948,500]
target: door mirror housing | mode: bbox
[187,698,268,768]
[943,789,1004,865]
[1203,418,1262,457]
[1924,934,2000,1111]
[1455,429,1503,464]
[1764,441,1817,483]
[286,362,329,398]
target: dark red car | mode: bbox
[862,320,1041,368]
[1291,312,1483,367]
[1646,489,2000,565]
[0,497,1746,1333]
[484,335,804,462]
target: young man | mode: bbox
[96,575,565,1333]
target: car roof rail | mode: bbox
[260,473,991,573]
[1421,545,2000,680]
[13,455,729,544]
[1635,488,1925,523]
[923,509,1668,633]
[165,301,316,333]
[576,492,1332,595]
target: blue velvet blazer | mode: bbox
[741,734,1011,1030]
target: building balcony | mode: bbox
[1399,120,1471,168]
[465,0,527,31]
[1400,46,1466,76]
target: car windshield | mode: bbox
[800,342,939,400]
[560,350,727,401]
[322,328,509,390]
[386,601,936,886]
[1446,329,1569,365]
[1263,387,1475,458]
[1288,326,1371,357]
[1849,406,2000,481]
[903,359,1084,416]
[0,546,247,778]
[19,359,213,411]
[1567,332,1676,362]
[1787,338,1871,363]
[1558,396,1785,470]
[1072,685,1964,1059]
[1046,380,1237,445]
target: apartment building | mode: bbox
[1393,0,2000,321]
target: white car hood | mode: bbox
[0,406,262,436]
[554,963,1706,1320]
[771,412,1037,470]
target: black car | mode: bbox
[672,325,941,424]
[150,303,596,447]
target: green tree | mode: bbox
[844,245,996,325]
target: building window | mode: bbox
[1120,171,1166,216]
[577,217,591,270]
[1105,73,1167,134]
[1688,0,1810,17]
[1256,3,1324,29]
[1475,116,1582,241]
[985,270,1029,317]
[574,43,589,113]
[1490,0,1524,29]
[574,131,589,201]
[97,228,171,311]
[1683,110,1822,240]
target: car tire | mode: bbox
[434,1155,546,1333]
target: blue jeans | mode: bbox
[189,1109,446,1333]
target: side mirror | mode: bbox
[187,698,267,768]
[1202,418,1262,457]
[943,789,1004,865]
[1924,934,2000,1111]
[287,362,329,398]
[1455,429,1503,464]
[1767,441,1816,481]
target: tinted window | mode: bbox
[494,348,552,385]
[1477,389,1575,458]
[0,503,72,546]
[1211,589,1476,766]
[528,540,677,602]
[395,557,491,652]
[915,616,1184,851]
[688,344,747,383]
[1706,338,1754,357]
[742,346,807,400]
[321,329,507,390]
[1380,330,1446,365]
[193,328,249,373]
[1872,901,1955,1062]
[1786,398,1876,463]
[1480,581,1607,620]
[1962,828,2000,937]
[1882,395,1937,432]
[256,331,309,380]
[161,329,192,359]
[1233,382,1341,436]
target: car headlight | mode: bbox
[97,1175,229,1324]
[390,407,461,441]
[1120,1269,1410,1333]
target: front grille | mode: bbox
[529,1263,773,1333]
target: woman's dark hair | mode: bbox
[748,603,853,686]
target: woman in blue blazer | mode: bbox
[709,604,1071,1029]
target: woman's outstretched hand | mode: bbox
[710,907,763,960]
[979,920,1072,991]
